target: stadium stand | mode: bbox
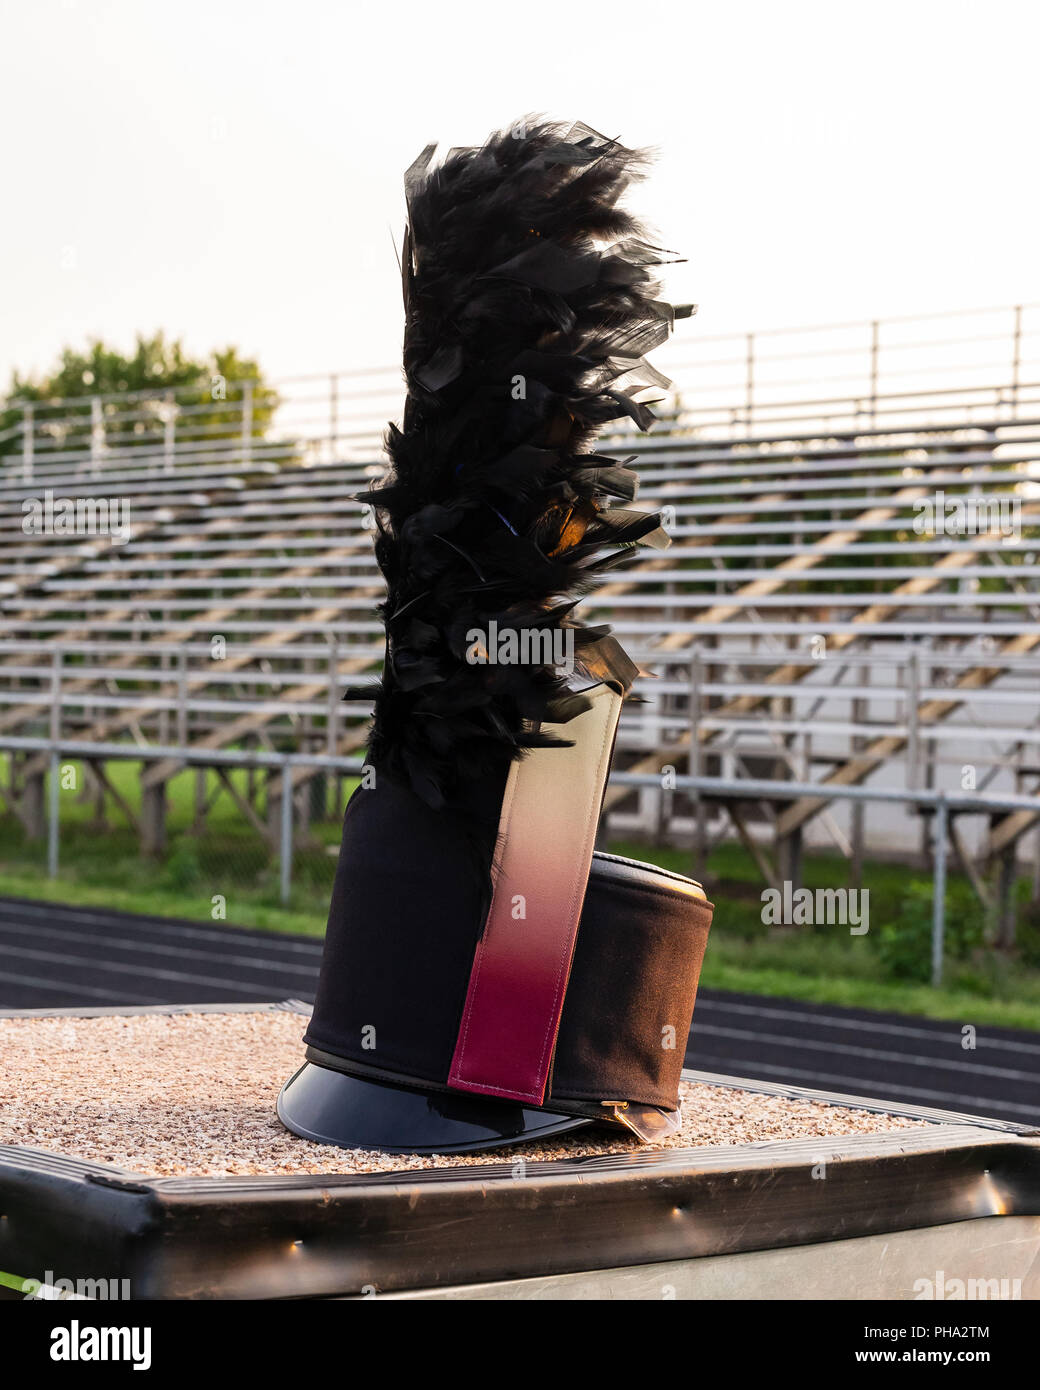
[2,306,1039,937]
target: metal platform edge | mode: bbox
[0,1001,1038,1298]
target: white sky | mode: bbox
[1,0,1038,395]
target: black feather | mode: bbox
[355,117,685,811]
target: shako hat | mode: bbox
[279,119,714,1154]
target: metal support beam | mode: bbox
[326,640,339,756]
[280,761,293,905]
[995,839,1018,950]
[21,770,45,839]
[140,781,168,857]
[776,823,803,890]
[689,650,705,877]
[932,798,947,987]
[47,752,60,878]
[906,649,920,788]
[177,648,188,747]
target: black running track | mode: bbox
[1,895,1038,1127]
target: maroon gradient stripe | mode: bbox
[448,688,620,1104]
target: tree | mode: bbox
[0,332,279,465]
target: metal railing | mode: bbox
[4,303,1040,477]
[1,639,1038,766]
[2,304,1039,979]
[4,729,1038,986]
[659,301,1040,436]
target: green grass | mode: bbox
[3,754,1040,1030]
[0,865,330,939]
[0,755,353,938]
[610,839,1040,1032]
[698,932,1040,1031]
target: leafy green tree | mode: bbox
[0,332,278,464]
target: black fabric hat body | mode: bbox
[279,119,714,1155]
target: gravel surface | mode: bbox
[0,1009,929,1178]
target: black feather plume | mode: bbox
[351,118,685,811]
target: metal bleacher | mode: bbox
[2,304,1039,930]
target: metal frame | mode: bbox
[2,730,1039,983]
[3,302,1040,467]
[2,335,1039,976]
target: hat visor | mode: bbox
[277,1061,593,1156]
